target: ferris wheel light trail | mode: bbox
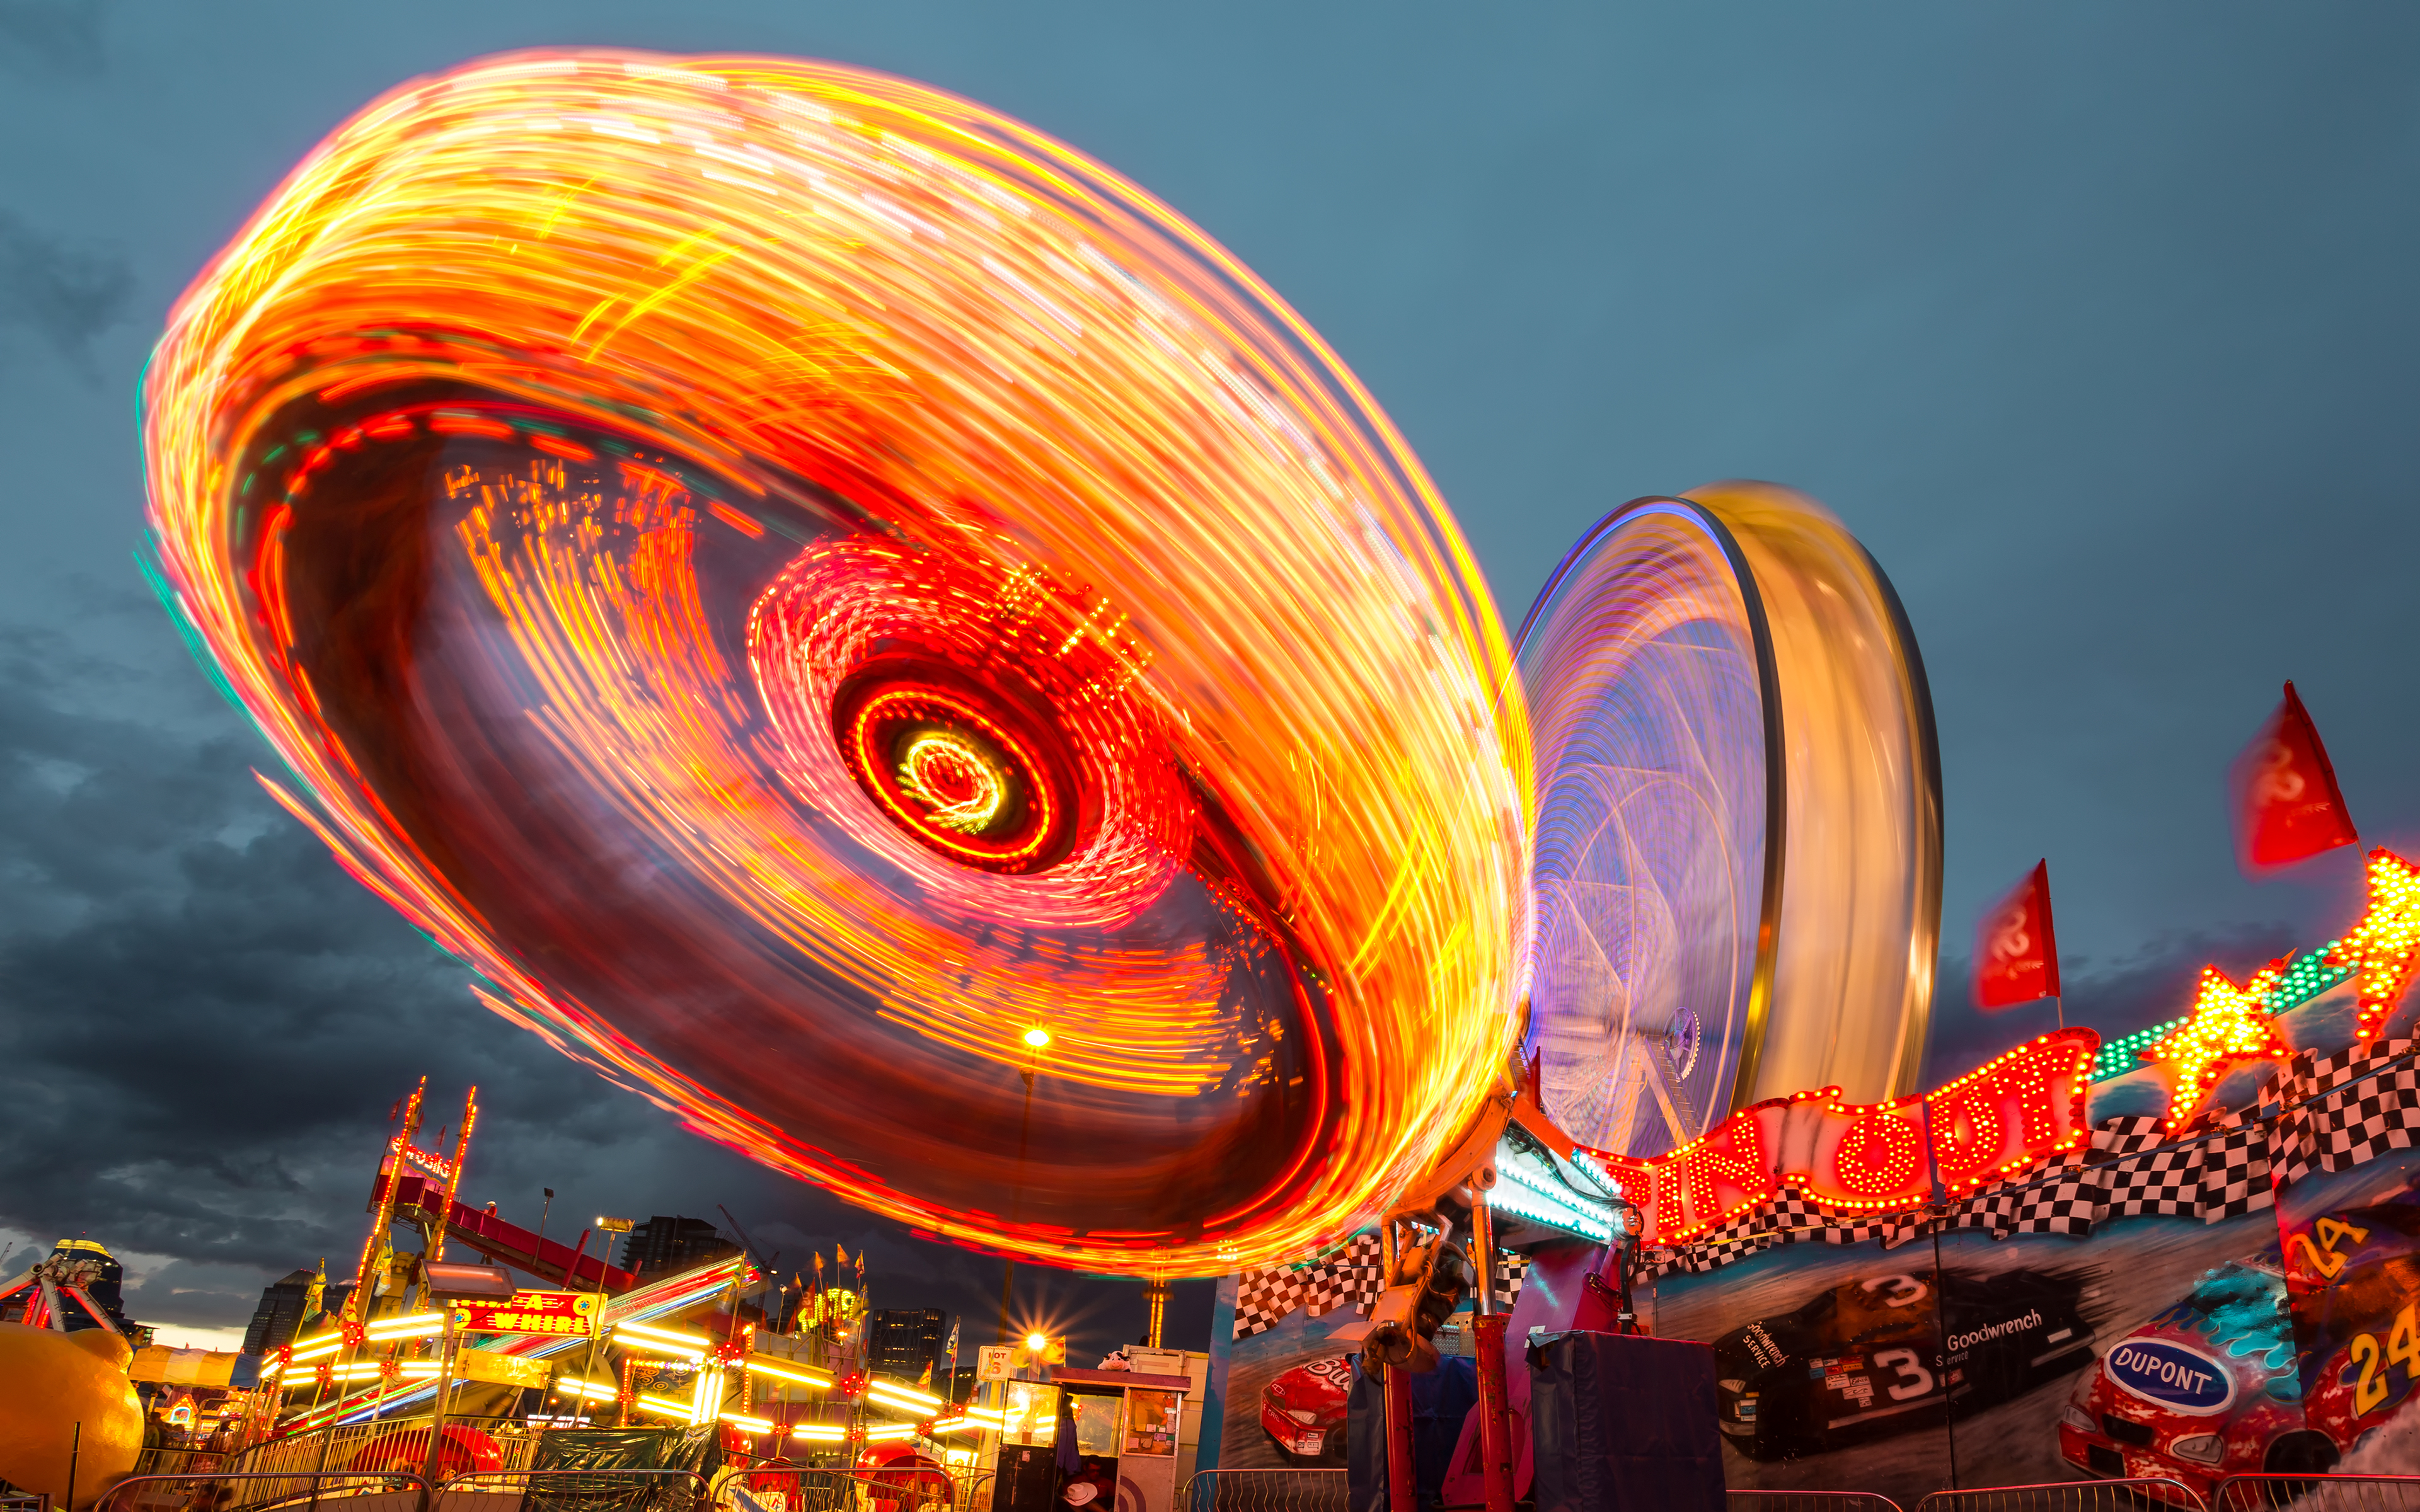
[143,50,1530,1276]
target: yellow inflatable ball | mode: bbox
[0,1323,144,1509]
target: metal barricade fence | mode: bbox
[96,1469,431,1512]
[718,1468,853,1512]
[130,1449,232,1482]
[443,1467,710,1512]
[1178,1468,1348,1512]
[225,1416,538,1509]
[1915,1480,2208,1512]
[1729,1492,1907,1512]
[940,1470,994,1512]
[712,1465,974,1512]
[2213,1476,2420,1512]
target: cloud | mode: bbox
[0,1,105,76]
[0,604,1200,1357]
[1920,921,2303,1089]
[0,210,132,370]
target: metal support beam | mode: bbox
[1467,1197,1515,1512]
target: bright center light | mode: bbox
[897,730,1010,834]
[1022,1026,1052,1049]
[1025,1332,1049,1353]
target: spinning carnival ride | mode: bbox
[144,52,1528,1278]
[144,51,1942,1274]
[1518,486,1942,1159]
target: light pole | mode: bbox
[995,1028,1050,1346]
[418,1261,516,1512]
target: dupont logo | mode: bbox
[2106,1338,2233,1416]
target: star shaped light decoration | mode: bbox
[2330,848,2420,1043]
[2155,959,2289,1130]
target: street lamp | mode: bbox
[417,1262,515,1511]
[996,1029,1052,1348]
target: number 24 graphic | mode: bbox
[2290,1217,2371,1278]
[2347,1304,2420,1418]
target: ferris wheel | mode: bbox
[1518,483,1944,1159]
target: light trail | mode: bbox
[144,50,1530,1275]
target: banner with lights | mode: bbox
[454,1288,598,1337]
[1589,1028,2097,1245]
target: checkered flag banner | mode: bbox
[2005,1171,2100,1238]
[1306,1232,1385,1319]
[1231,1231,1383,1339]
[2091,1116,2167,1159]
[2099,1137,2200,1219]
[1492,1252,1530,1309]
[2269,1040,2420,1189]
[1492,1045,2420,1283]
[2199,1113,2274,1222]
[1644,1201,1780,1278]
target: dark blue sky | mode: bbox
[1,3,2414,1346]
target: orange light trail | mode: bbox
[142,51,1530,1275]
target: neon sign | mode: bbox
[1587,1028,2096,1245]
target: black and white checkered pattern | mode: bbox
[2100,1140,2201,1218]
[2265,1039,2416,1114]
[2091,1116,2169,1159]
[2198,1115,2274,1222]
[1476,1045,2420,1283]
[2008,1172,2100,1237]
[2271,1041,2420,1189]
[1233,1232,1383,1339]
[1492,1253,1530,1308]
[1306,1232,1385,1318]
[1758,1193,1829,1234]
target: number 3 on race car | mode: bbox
[1872,1348,1935,1402]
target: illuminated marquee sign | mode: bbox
[452,1288,599,1337]
[1589,1027,2097,1245]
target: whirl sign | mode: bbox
[1589,1028,2097,1244]
[452,1288,599,1337]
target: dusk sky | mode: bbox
[1,3,2414,1354]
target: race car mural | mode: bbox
[1715,1268,2097,1460]
[1262,1356,1352,1463]
[2281,1182,2420,1457]
[2058,1253,2340,1501]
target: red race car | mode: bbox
[1262,1356,1352,1463]
[2281,1185,2420,1461]
[2057,1254,2335,1504]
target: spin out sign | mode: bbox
[1590,1028,2097,1246]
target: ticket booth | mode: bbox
[1046,1367,1190,1512]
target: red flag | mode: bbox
[1974,860,2061,1010]
[2230,682,2358,872]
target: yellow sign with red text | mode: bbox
[452,1289,598,1337]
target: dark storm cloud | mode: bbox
[0,607,572,1288]
[0,602,1195,1349]
[0,210,132,369]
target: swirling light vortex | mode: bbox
[142,50,1530,1275]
